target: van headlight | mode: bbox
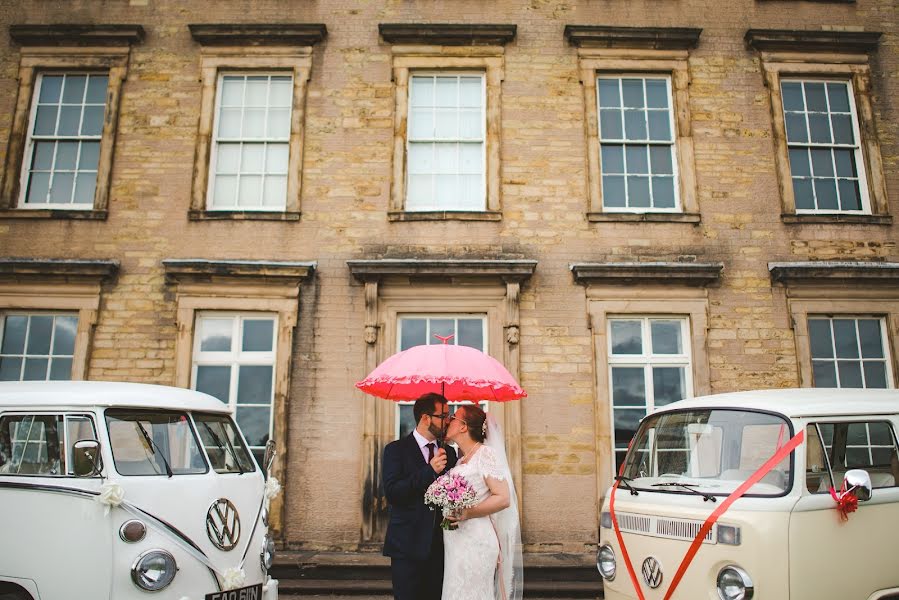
[131,549,177,591]
[717,565,753,600]
[596,544,616,580]
[261,534,276,571]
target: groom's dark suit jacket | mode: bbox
[382,433,458,560]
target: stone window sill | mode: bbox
[0,208,108,220]
[588,212,701,224]
[189,210,301,222]
[781,213,892,226]
[388,211,502,222]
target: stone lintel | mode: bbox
[0,258,119,281]
[163,259,316,283]
[571,262,723,286]
[564,25,702,50]
[347,259,537,283]
[188,24,327,46]
[378,23,517,46]
[9,24,145,46]
[769,261,899,284]
[744,29,881,54]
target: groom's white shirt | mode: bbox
[412,429,434,463]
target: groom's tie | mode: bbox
[426,442,435,464]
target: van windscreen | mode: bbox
[105,410,207,476]
[192,413,256,474]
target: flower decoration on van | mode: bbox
[96,482,125,515]
[264,476,282,502]
[222,566,247,590]
[829,484,859,522]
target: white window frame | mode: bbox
[18,72,108,210]
[781,78,871,215]
[597,74,680,213]
[808,316,893,389]
[190,312,278,455]
[607,316,693,471]
[394,313,489,439]
[206,71,294,211]
[0,312,79,381]
[405,71,487,212]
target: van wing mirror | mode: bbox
[72,439,102,477]
[843,469,872,502]
[262,440,276,479]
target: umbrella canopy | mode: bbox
[355,343,526,402]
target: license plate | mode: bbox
[205,584,263,600]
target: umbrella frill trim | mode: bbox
[356,374,525,395]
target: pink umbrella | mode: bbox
[355,336,526,402]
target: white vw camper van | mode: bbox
[0,381,278,600]
[597,388,899,600]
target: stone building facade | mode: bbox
[0,1,897,555]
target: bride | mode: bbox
[442,404,523,600]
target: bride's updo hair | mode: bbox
[460,404,487,443]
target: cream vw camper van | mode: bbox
[0,381,278,600]
[597,388,899,600]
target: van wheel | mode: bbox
[0,582,34,600]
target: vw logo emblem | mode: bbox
[206,498,241,551]
[641,556,663,589]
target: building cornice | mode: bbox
[347,259,537,283]
[744,29,881,54]
[564,25,702,50]
[571,262,723,286]
[9,24,145,46]
[378,23,517,46]
[163,259,316,284]
[769,261,899,285]
[188,24,327,46]
[0,258,119,281]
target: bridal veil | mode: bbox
[484,413,523,600]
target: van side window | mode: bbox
[808,421,899,492]
[0,414,98,477]
[805,424,830,493]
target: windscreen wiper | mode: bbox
[200,421,245,474]
[135,420,174,478]
[651,482,716,502]
[615,475,639,496]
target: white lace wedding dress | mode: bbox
[442,444,507,600]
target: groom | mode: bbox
[382,392,458,600]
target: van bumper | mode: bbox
[263,577,279,600]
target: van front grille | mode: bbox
[613,512,716,544]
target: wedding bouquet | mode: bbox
[424,472,478,530]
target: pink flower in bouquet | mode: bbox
[424,472,478,530]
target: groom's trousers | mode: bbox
[390,527,444,600]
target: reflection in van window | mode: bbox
[105,410,207,476]
[193,413,256,474]
[813,421,899,490]
[0,414,97,476]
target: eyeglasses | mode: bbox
[428,413,449,420]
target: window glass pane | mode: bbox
[645,80,668,109]
[808,114,831,144]
[434,109,458,138]
[26,316,53,355]
[49,357,72,380]
[398,405,416,439]
[435,144,458,174]
[0,357,22,380]
[57,106,82,136]
[237,365,273,404]
[788,149,810,177]
[216,144,240,174]
[826,83,850,112]
[194,414,256,474]
[242,319,274,352]
[599,109,623,139]
[430,319,454,342]
[863,362,887,388]
[23,358,49,380]
[651,320,682,354]
[808,319,834,358]
[649,146,673,175]
[1,316,27,354]
[611,321,641,354]
[80,106,104,136]
[600,145,624,174]
[457,319,484,350]
[269,77,293,107]
[804,82,827,111]
[241,144,264,173]
[106,410,206,476]
[85,75,108,104]
[855,321,883,358]
[624,111,647,140]
[459,143,482,174]
[25,173,50,204]
[213,176,237,207]
[792,178,814,210]
[411,76,434,107]
[612,367,646,406]
[55,142,78,170]
[627,176,650,207]
[244,76,268,106]
[459,77,482,108]
[62,75,86,103]
[651,177,675,209]
[218,108,242,138]
[39,75,63,103]
[400,318,427,350]
[267,109,290,139]
[813,179,838,210]
[812,361,837,387]
[435,77,457,107]
[831,114,853,145]
[647,112,671,141]
[73,173,96,204]
[602,175,625,208]
[838,179,861,211]
[621,79,644,108]
[33,105,58,136]
[262,176,287,207]
[243,109,265,138]
[837,361,863,388]
[625,146,648,174]
[781,82,805,111]
[195,365,231,402]
[833,319,859,358]
[79,142,100,170]
[653,367,685,407]
[238,175,262,207]
[833,150,856,178]
[810,149,834,177]
[410,108,434,139]
[32,141,55,171]
[459,110,482,138]
[784,113,808,143]
[221,77,244,106]
[49,172,74,203]
[52,316,77,355]
[598,79,621,108]
[235,406,271,447]
[199,318,232,351]
[264,144,289,174]
[614,408,645,448]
